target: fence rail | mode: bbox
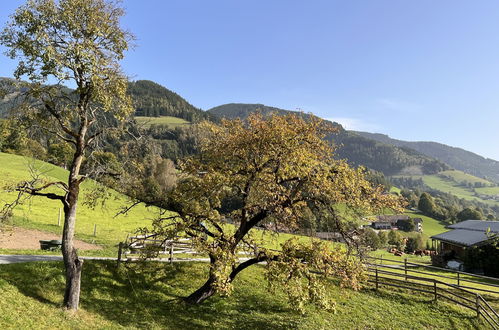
[367,258,499,329]
[117,234,196,264]
[366,255,499,295]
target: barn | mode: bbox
[431,220,499,258]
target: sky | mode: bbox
[1,0,499,160]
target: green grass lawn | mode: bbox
[135,116,190,128]
[0,260,486,329]
[0,152,164,256]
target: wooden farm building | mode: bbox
[431,220,499,258]
[370,214,423,232]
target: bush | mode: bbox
[362,228,382,251]
[405,234,424,253]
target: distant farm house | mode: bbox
[431,220,499,257]
[370,214,423,232]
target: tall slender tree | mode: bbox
[0,0,133,310]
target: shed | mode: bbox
[431,220,498,257]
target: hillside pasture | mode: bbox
[135,115,190,128]
[395,173,499,207]
[0,260,486,329]
[475,186,499,196]
[0,152,163,255]
[439,170,493,186]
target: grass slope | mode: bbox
[0,260,485,329]
[0,152,162,255]
[439,170,493,186]
[135,115,190,128]
[395,171,499,207]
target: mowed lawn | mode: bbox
[0,260,486,329]
[135,115,190,128]
[0,152,163,255]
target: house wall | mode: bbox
[439,242,466,258]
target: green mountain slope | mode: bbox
[208,104,449,176]
[0,152,160,253]
[128,80,214,122]
[356,131,499,183]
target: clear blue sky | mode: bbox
[1,0,499,160]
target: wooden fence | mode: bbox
[117,234,196,264]
[365,255,499,295]
[366,256,498,329]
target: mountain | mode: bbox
[208,104,449,176]
[209,103,305,120]
[356,132,499,183]
[128,80,215,122]
[0,78,215,123]
[0,77,26,117]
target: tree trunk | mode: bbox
[184,275,217,305]
[62,176,83,310]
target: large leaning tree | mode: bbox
[0,0,133,310]
[149,113,402,308]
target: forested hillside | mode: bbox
[356,131,499,183]
[208,103,449,176]
[0,77,25,117]
[128,80,214,122]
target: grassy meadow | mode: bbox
[0,260,486,329]
[395,170,499,207]
[135,116,190,129]
[0,152,163,255]
[439,170,492,186]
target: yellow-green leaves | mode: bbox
[164,113,403,307]
[1,0,134,118]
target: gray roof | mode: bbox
[448,220,499,233]
[431,229,493,247]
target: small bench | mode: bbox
[39,240,62,251]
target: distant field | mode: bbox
[394,172,499,207]
[475,186,499,195]
[439,170,492,186]
[404,210,447,239]
[135,115,190,128]
[389,186,401,194]
[0,152,163,255]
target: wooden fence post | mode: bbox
[375,268,379,290]
[117,242,123,268]
[169,242,174,264]
[476,294,480,318]
[404,258,408,281]
[457,272,460,287]
[433,280,437,301]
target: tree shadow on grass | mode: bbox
[0,261,64,307]
[78,261,298,329]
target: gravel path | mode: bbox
[0,227,101,250]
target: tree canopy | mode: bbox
[146,113,402,309]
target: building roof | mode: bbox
[431,229,493,247]
[447,220,499,233]
[431,220,498,247]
